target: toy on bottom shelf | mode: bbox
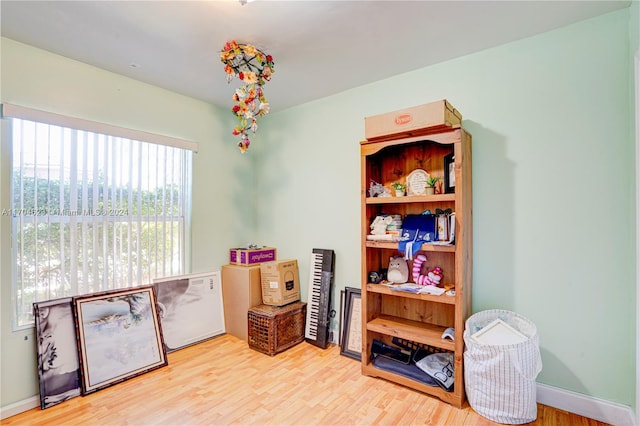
[412,254,444,286]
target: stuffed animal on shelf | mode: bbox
[369,180,391,198]
[370,215,393,235]
[387,256,409,283]
[411,254,444,286]
[423,267,444,286]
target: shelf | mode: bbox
[362,363,461,407]
[365,194,455,204]
[360,119,471,409]
[366,284,456,305]
[364,241,455,252]
[366,315,455,351]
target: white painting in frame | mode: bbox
[73,286,167,394]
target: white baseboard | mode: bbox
[0,396,39,420]
[537,383,635,425]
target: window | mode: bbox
[4,105,195,329]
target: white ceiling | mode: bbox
[1,0,631,113]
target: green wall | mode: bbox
[0,6,636,413]
[0,37,255,406]
[256,9,636,406]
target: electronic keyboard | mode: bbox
[304,248,335,349]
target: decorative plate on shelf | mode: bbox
[407,169,430,196]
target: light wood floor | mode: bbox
[3,334,609,426]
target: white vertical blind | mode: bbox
[7,113,192,328]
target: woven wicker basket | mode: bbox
[248,301,307,356]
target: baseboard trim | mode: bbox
[0,396,39,420]
[537,383,635,425]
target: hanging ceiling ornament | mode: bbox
[220,40,275,153]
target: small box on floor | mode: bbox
[247,302,307,356]
[260,259,300,306]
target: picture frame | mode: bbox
[340,287,362,361]
[444,153,455,194]
[73,286,168,395]
[153,271,225,353]
[33,297,82,409]
[338,289,345,345]
[406,168,430,196]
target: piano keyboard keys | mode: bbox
[305,249,335,348]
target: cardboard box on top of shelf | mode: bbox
[364,99,462,142]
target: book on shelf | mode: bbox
[389,283,446,296]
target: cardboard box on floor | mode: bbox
[221,264,263,341]
[260,259,301,306]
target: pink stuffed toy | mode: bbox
[412,254,444,286]
[424,267,443,286]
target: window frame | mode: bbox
[2,104,196,330]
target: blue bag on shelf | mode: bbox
[398,213,435,258]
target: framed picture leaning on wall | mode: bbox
[73,286,167,394]
[340,287,362,361]
[34,297,82,409]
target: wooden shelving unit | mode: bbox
[360,126,472,408]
